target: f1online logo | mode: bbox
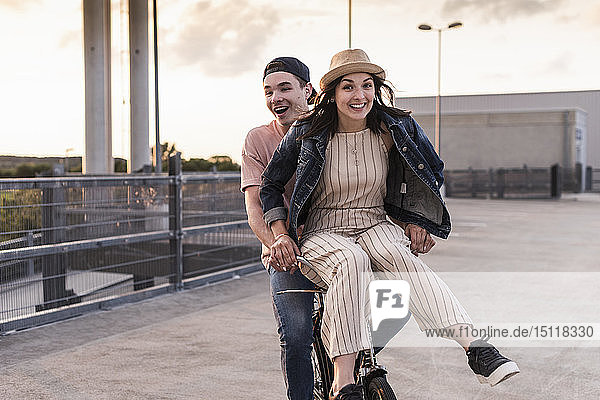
[369,280,410,331]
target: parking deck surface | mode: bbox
[1,196,599,399]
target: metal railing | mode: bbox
[0,155,260,334]
[444,165,581,199]
[590,168,600,193]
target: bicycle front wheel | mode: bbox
[311,340,333,400]
[367,376,397,400]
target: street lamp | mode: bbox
[153,0,161,173]
[348,0,352,48]
[418,21,463,155]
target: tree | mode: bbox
[15,163,51,177]
[156,143,240,172]
[182,158,211,172]
[161,142,178,172]
[207,155,240,171]
[114,158,127,173]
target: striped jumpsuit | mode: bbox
[299,128,472,358]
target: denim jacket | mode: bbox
[260,110,451,246]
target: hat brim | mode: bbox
[320,62,385,90]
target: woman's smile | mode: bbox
[349,103,367,110]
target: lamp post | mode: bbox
[348,0,352,48]
[418,21,462,156]
[153,0,161,173]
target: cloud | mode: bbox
[0,0,43,10]
[554,2,600,28]
[540,52,572,75]
[586,3,600,26]
[164,0,280,77]
[58,30,80,49]
[441,0,564,23]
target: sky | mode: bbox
[0,0,599,164]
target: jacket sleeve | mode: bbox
[410,117,445,187]
[259,124,302,225]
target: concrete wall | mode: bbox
[410,109,586,171]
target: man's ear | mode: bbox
[304,83,313,100]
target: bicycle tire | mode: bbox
[312,293,333,399]
[367,376,397,400]
[311,336,333,400]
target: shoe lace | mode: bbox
[473,336,501,366]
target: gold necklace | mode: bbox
[336,129,368,166]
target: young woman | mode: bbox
[260,49,519,399]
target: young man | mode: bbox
[241,57,317,400]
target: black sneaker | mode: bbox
[466,336,520,386]
[329,383,363,400]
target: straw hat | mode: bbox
[320,49,385,90]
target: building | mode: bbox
[396,90,599,191]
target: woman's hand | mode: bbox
[404,223,436,256]
[269,234,301,273]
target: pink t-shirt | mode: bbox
[241,120,296,266]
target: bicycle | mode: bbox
[277,285,398,400]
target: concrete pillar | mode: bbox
[129,0,151,173]
[563,111,572,171]
[83,0,112,174]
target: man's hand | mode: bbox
[404,223,435,256]
[269,234,300,274]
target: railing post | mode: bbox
[37,164,78,311]
[551,164,562,199]
[496,168,505,199]
[169,153,183,290]
[468,167,474,197]
[575,162,583,193]
[585,166,592,192]
[488,168,494,199]
[27,232,34,276]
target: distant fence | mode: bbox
[589,168,600,193]
[0,154,260,334]
[444,164,585,199]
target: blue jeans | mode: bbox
[269,266,316,400]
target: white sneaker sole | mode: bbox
[476,361,520,386]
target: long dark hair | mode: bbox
[298,73,410,139]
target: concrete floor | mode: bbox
[1,197,599,399]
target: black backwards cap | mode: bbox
[263,57,311,83]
